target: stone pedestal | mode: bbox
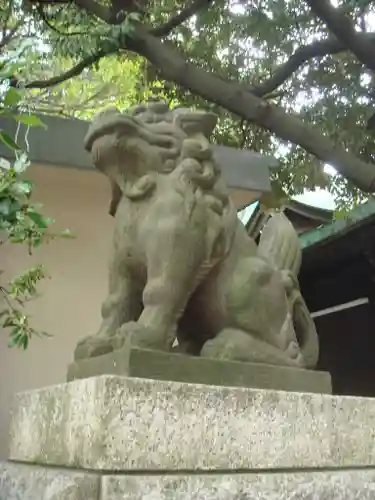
[67,345,332,394]
[2,375,375,499]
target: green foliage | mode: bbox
[24,56,143,119]
[0,266,49,349]
[0,84,73,349]
[5,0,375,212]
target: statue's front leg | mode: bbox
[97,270,141,338]
[74,251,141,360]
[116,202,211,352]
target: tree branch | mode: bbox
[36,4,87,36]
[151,0,213,37]
[306,0,375,72]
[73,0,113,22]
[73,0,145,24]
[128,27,375,192]
[24,49,114,89]
[250,32,375,97]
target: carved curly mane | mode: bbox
[84,101,230,216]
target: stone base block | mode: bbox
[66,344,332,394]
[102,470,375,499]
[0,462,98,500]
[8,376,375,471]
[2,462,375,499]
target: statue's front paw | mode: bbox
[112,321,172,351]
[74,335,113,361]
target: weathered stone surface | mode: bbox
[3,463,375,500]
[8,376,375,471]
[67,345,332,394]
[101,470,375,500]
[0,462,99,500]
[74,101,320,372]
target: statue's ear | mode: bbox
[172,108,218,138]
[108,180,122,217]
[201,111,219,138]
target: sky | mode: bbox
[277,5,375,212]
[293,163,337,210]
[294,188,335,210]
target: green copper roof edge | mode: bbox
[300,197,375,249]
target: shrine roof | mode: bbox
[300,198,375,250]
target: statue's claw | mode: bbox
[112,321,173,351]
[74,335,114,361]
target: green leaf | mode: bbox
[0,157,11,170]
[10,326,21,338]
[0,130,21,150]
[28,202,42,211]
[0,64,17,80]
[0,309,8,325]
[0,198,18,217]
[27,211,49,228]
[3,316,13,328]
[22,334,29,350]
[14,114,47,128]
[60,228,75,238]
[11,179,33,196]
[13,153,30,173]
[8,334,23,348]
[0,178,12,194]
[8,324,24,343]
[38,330,52,338]
[32,237,42,248]
[4,87,22,106]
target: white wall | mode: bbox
[0,164,113,459]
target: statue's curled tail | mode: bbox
[258,213,319,368]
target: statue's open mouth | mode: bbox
[84,108,180,155]
[84,111,142,153]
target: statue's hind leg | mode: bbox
[201,328,303,367]
[198,253,304,367]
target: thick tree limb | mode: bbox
[151,0,213,37]
[73,0,113,22]
[73,0,138,23]
[34,0,212,31]
[306,0,375,72]
[250,32,375,97]
[23,25,375,192]
[128,28,375,192]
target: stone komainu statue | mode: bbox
[74,101,319,369]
